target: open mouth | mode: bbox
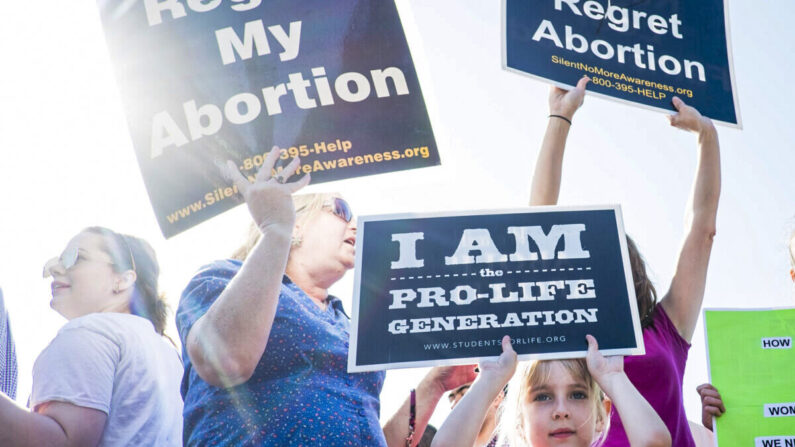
[344,237,356,246]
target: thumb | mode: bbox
[671,96,685,111]
[502,335,515,355]
[585,334,598,353]
[575,76,590,90]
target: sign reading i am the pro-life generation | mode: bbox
[348,205,645,372]
[503,0,741,127]
[704,308,795,447]
[97,0,439,238]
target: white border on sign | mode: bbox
[348,204,645,372]
[395,0,447,170]
[500,0,742,129]
[702,306,795,446]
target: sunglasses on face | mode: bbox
[325,197,353,223]
[42,236,137,278]
[42,246,108,278]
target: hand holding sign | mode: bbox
[667,97,714,135]
[549,76,590,121]
[223,148,311,232]
[696,383,725,431]
[584,334,624,385]
[476,336,517,393]
[426,364,478,396]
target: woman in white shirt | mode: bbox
[0,227,183,447]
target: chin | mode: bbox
[49,301,70,319]
[342,257,356,270]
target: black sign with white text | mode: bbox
[349,206,645,372]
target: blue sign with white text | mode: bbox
[348,206,645,372]
[97,0,439,237]
[503,0,741,127]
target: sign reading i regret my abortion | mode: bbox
[349,205,645,372]
[503,0,741,127]
[97,0,439,237]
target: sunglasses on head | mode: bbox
[326,197,353,223]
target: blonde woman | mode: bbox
[177,151,475,446]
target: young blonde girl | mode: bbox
[432,336,670,447]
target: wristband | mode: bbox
[405,388,416,447]
[549,114,572,125]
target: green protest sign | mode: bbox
[705,308,795,446]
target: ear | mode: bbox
[290,223,304,249]
[115,271,137,293]
[595,397,612,433]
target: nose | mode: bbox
[552,401,570,420]
[43,258,66,278]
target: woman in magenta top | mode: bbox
[528,76,721,446]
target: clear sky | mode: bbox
[0,0,793,431]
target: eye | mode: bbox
[532,393,551,402]
[571,391,588,400]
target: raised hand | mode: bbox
[427,363,478,395]
[548,76,590,121]
[667,96,715,135]
[222,147,311,232]
[584,334,623,384]
[476,335,518,390]
[696,383,725,431]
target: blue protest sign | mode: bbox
[97,0,439,237]
[503,0,741,127]
[348,205,644,372]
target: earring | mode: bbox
[291,236,303,247]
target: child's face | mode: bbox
[521,362,600,447]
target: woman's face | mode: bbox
[297,198,357,273]
[45,231,124,319]
[521,362,601,447]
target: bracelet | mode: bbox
[405,388,416,447]
[549,114,572,125]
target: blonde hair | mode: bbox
[498,359,608,446]
[230,193,340,261]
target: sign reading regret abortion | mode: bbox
[503,0,741,127]
[97,0,439,237]
[348,205,645,372]
[705,308,795,446]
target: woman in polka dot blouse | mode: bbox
[176,152,475,446]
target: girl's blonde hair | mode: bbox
[230,193,339,261]
[498,359,609,446]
